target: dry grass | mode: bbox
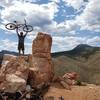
[52,51,100,84]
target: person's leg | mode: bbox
[18,43,21,56]
[22,50,24,55]
[22,43,24,55]
[19,49,21,55]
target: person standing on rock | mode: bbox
[16,28,28,55]
[5,19,33,55]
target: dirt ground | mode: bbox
[44,83,100,100]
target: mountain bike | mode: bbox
[5,19,33,32]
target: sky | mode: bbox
[0,0,100,54]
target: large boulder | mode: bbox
[0,54,16,68]
[29,32,54,87]
[0,56,29,92]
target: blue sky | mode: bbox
[0,0,100,53]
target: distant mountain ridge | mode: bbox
[0,44,100,57]
[52,44,100,60]
[0,50,18,56]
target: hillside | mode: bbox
[52,44,100,84]
[52,44,100,61]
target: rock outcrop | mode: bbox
[0,32,54,92]
[0,54,16,68]
[0,56,29,92]
[29,32,54,87]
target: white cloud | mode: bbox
[49,0,60,3]
[0,0,13,7]
[0,39,17,50]
[0,1,60,35]
[57,20,77,33]
[52,36,87,52]
[42,20,78,36]
[76,0,100,32]
[24,42,32,54]
[61,0,100,32]
[63,0,86,11]
[0,39,32,54]
[1,1,58,25]
[87,36,100,45]
[0,0,34,7]
[52,35,100,52]
[26,34,36,40]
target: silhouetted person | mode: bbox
[16,28,28,55]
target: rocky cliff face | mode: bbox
[0,32,54,92]
[29,32,54,87]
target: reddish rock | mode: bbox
[29,32,54,87]
[63,72,78,80]
[0,56,29,92]
[0,32,54,91]
[32,32,52,54]
[62,72,78,86]
[0,54,16,69]
[3,54,16,61]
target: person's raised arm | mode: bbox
[16,27,20,36]
[24,32,28,37]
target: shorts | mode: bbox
[18,43,24,50]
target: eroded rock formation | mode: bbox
[0,32,54,92]
[0,56,29,92]
[28,32,54,87]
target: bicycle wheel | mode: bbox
[5,23,16,30]
[23,25,33,32]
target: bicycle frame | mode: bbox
[5,19,33,32]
